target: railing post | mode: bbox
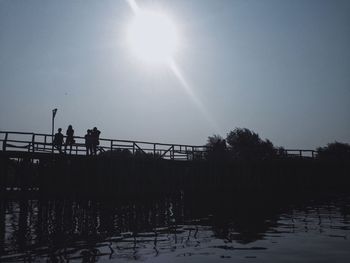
[31,134,35,153]
[153,144,156,157]
[299,150,302,158]
[44,135,47,151]
[2,132,8,151]
[110,140,113,152]
[133,142,135,155]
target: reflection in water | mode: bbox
[1,194,350,262]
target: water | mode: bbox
[1,194,350,263]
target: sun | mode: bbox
[127,10,179,65]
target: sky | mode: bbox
[0,0,349,149]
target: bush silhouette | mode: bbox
[99,149,133,158]
[317,142,350,160]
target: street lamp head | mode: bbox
[52,108,58,119]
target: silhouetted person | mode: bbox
[65,125,75,154]
[53,128,64,153]
[91,127,101,155]
[85,130,92,156]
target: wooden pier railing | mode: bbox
[0,131,207,160]
[0,131,318,160]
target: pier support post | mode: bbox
[0,199,5,256]
[0,156,8,192]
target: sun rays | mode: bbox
[125,0,219,131]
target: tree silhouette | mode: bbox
[226,128,277,160]
[205,134,228,160]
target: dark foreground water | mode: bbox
[1,193,350,263]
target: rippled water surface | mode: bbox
[1,194,350,262]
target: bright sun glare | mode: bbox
[127,10,179,65]
[125,0,219,130]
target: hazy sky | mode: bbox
[1,0,349,149]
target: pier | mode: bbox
[1,130,339,198]
[1,131,317,160]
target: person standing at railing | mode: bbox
[85,129,92,155]
[53,128,64,153]
[65,125,75,154]
[91,127,101,155]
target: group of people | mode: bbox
[84,127,101,156]
[53,125,101,155]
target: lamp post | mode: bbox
[52,108,57,153]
